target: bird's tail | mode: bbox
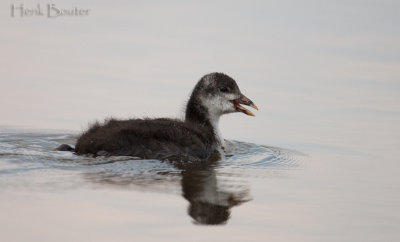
[55,144,75,152]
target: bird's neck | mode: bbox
[185,98,225,148]
[208,114,226,149]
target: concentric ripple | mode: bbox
[0,130,304,192]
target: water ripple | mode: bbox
[0,130,304,191]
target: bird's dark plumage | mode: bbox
[63,72,258,161]
[74,118,216,161]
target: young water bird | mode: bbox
[69,73,258,161]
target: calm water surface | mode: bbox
[0,127,398,241]
[0,129,303,240]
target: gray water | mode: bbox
[0,130,299,193]
[0,129,306,238]
[1,127,398,241]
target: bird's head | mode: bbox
[194,72,258,118]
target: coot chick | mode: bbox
[71,73,258,161]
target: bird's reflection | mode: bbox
[181,165,250,225]
[83,157,251,225]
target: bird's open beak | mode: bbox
[231,94,258,116]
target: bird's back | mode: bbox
[75,118,216,161]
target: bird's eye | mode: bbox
[220,87,229,93]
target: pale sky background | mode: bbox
[1,0,399,154]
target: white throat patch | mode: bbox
[199,94,236,149]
